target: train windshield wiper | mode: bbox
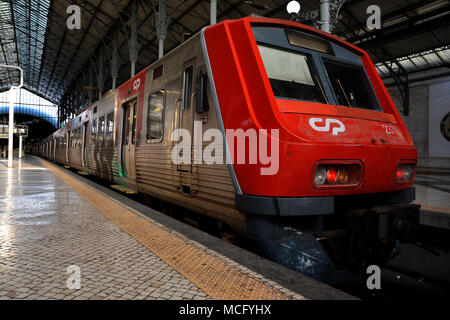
[336,79,352,107]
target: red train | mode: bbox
[35,17,419,284]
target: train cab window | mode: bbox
[98,116,105,145]
[257,45,327,103]
[323,60,379,110]
[91,119,97,145]
[183,66,193,109]
[147,89,165,142]
[105,112,114,145]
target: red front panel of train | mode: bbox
[204,18,417,198]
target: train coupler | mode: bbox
[348,204,420,243]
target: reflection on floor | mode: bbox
[414,174,450,210]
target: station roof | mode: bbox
[0,0,449,107]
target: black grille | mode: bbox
[153,65,164,79]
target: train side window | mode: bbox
[76,128,80,147]
[106,112,114,146]
[196,71,209,113]
[91,119,97,145]
[98,116,105,145]
[69,132,73,148]
[147,89,165,142]
[183,66,193,109]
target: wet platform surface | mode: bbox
[414,174,450,230]
[414,174,450,209]
[0,157,352,300]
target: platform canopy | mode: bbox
[0,0,449,123]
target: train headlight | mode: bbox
[396,163,415,183]
[314,166,327,186]
[313,162,362,189]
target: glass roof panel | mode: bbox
[0,87,58,127]
[12,0,51,91]
[436,49,450,62]
[398,59,416,71]
[0,0,19,90]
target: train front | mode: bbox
[202,18,419,284]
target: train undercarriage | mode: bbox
[240,188,420,284]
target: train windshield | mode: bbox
[257,44,328,104]
[323,59,379,110]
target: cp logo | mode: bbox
[382,124,395,135]
[133,78,141,91]
[309,118,346,136]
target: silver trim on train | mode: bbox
[200,27,243,195]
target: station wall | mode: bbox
[388,75,450,170]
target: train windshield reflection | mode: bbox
[257,44,328,104]
[323,59,380,111]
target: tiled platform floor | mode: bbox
[414,174,450,210]
[2,156,448,300]
[1,157,346,300]
[0,158,210,300]
[414,174,450,230]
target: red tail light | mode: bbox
[313,162,362,189]
[327,169,337,184]
[396,163,415,184]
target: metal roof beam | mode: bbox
[52,0,105,101]
[342,7,410,116]
[346,4,450,47]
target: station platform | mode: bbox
[414,174,450,230]
[386,173,450,285]
[0,157,353,300]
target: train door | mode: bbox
[121,99,137,180]
[175,60,197,194]
[82,122,89,167]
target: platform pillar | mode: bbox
[320,0,331,33]
[111,34,119,90]
[88,66,95,104]
[155,0,169,59]
[19,135,23,159]
[211,0,217,25]
[97,48,104,99]
[8,88,14,168]
[129,0,140,76]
